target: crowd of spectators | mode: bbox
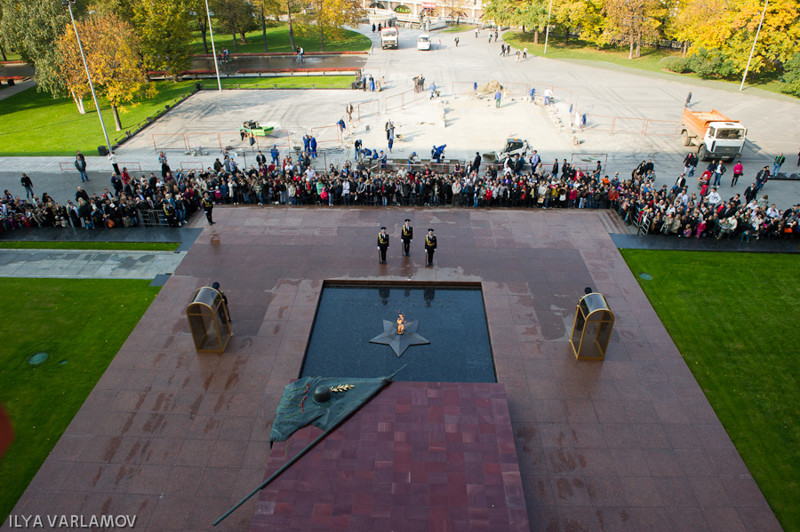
[2,147,799,242]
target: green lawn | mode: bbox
[442,25,475,33]
[503,32,681,74]
[621,250,800,530]
[503,32,791,95]
[0,278,159,521]
[189,22,371,54]
[0,241,179,251]
[197,75,352,90]
[0,76,351,156]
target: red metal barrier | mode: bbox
[356,98,380,121]
[180,161,204,171]
[311,124,343,146]
[152,133,188,152]
[118,162,142,172]
[385,89,423,113]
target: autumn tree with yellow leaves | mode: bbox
[673,0,800,74]
[56,11,155,130]
[294,0,363,51]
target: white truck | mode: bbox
[380,27,399,49]
[680,108,747,161]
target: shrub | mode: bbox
[781,52,800,97]
[685,47,736,79]
[664,56,691,73]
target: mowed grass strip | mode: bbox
[196,75,353,91]
[0,241,179,251]
[188,23,371,54]
[0,278,159,521]
[621,249,800,529]
[0,76,352,156]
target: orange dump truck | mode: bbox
[680,109,747,161]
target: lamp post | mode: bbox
[63,0,113,164]
[205,0,222,92]
[543,0,553,55]
[739,0,768,91]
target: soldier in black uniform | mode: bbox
[400,218,413,256]
[377,226,389,264]
[424,228,437,267]
[202,192,215,224]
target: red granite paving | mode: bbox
[4,207,781,532]
[250,382,528,532]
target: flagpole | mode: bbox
[212,365,407,526]
[204,0,222,92]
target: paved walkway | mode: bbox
[0,226,201,280]
[0,248,185,279]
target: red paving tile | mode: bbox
[4,208,781,532]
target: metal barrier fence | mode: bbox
[118,162,142,172]
[385,89,425,113]
[356,98,380,121]
[152,133,188,152]
[58,162,75,173]
[311,124,343,147]
[180,161,205,171]
[643,119,680,138]
[582,115,679,137]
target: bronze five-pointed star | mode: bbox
[369,319,430,357]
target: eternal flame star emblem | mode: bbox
[369,315,430,357]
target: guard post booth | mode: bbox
[569,292,614,361]
[187,286,232,354]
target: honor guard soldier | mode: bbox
[377,226,390,264]
[202,192,215,225]
[424,228,437,267]
[400,218,413,256]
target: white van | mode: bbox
[417,34,431,51]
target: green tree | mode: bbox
[0,0,71,95]
[296,0,362,51]
[484,0,550,43]
[56,11,155,129]
[133,0,192,80]
[211,0,256,52]
[187,0,211,54]
[781,52,800,96]
[89,0,135,21]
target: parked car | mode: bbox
[417,34,431,51]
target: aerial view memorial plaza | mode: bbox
[1,5,799,531]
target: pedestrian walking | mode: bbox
[494,90,502,108]
[523,47,528,59]
[773,153,785,176]
[75,151,88,182]
[20,173,34,199]
[685,91,692,107]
